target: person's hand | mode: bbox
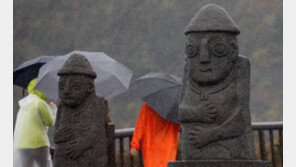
[130,147,138,157]
[49,101,57,110]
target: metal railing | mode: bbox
[252,122,283,167]
[50,122,282,167]
[114,128,139,167]
[114,122,283,167]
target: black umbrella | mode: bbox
[131,72,181,123]
[13,56,55,88]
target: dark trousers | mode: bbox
[19,146,50,167]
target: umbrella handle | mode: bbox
[22,88,25,97]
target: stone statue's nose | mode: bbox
[200,39,210,64]
[64,81,72,94]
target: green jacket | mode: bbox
[14,79,55,149]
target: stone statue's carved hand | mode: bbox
[188,127,216,148]
[54,126,74,144]
[195,103,218,123]
[67,139,87,159]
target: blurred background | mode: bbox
[13,0,282,129]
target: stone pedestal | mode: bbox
[168,160,270,167]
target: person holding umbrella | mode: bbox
[130,72,182,167]
[14,78,56,167]
[130,103,181,167]
[13,55,55,97]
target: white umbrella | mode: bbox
[35,51,133,102]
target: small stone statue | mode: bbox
[178,4,256,160]
[53,54,108,167]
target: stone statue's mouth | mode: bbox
[189,65,211,72]
[199,68,211,72]
[63,96,75,100]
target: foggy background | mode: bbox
[13,0,283,129]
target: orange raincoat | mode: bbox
[130,103,181,167]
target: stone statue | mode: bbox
[53,54,108,167]
[168,4,269,167]
[178,3,255,160]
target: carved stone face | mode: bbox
[185,32,238,85]
[58,75,95,108]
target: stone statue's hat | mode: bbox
[184,4,240,35]
[58,53,97,79]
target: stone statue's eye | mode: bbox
[212,43,227,58]
[214,43,226,54]
[185,43,198,58]
[72,82,81,90]
[58,82,64,90]
[208,37,228,58]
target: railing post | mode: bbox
[269,130,276,167]
[279,129,283,166]
[120,137,124,167]
[107,123,115,167]
[138,148,143,167]
[258,129,267,160]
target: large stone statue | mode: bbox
[168,4,269,167]
[53,54,108,167]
